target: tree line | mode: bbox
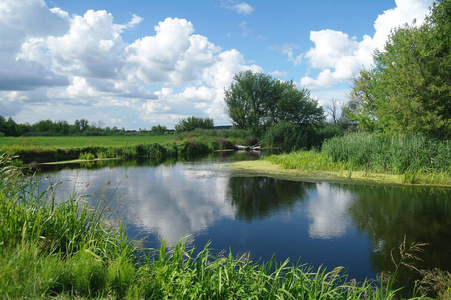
[0,117,171,137]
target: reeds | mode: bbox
[322,132,451,174]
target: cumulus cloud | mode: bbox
[0,0,262,128]
[138,49,263,126]
[300,0,433,90]
[0,0,70,91]
[221,1,255,15]
[44,10,126,78]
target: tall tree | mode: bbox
[74,119,89,133]
[349,0,451,139]
[224,71,277,137]
[225,71,324,137]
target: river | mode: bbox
[38,151,451,288]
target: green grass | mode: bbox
[0,135,222,164]
[0,135,175,148]
[2,153,435,299]
[265,150,345,172]
[0,129,259,164]
[321,132,451,174]
[265,133,451,186]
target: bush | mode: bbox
[263,122,305,152]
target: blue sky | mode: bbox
[0,0,433,129]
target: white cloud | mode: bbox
[304,30,359,69]
[0,0,262,128]
[124,18,195,84]
[0,0,69,91]
[269,70,287,77]
[221,1,255,15]
[238,21,252,37]
[270,44,302,65]
[301,0,433,90]
[44,9,126,78]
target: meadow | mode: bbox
[0,135,175,148]
[0,129,255,164]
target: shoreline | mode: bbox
[229,160,451,189]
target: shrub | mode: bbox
[175,116,214,132]
[263,122,304,152]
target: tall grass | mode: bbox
[0,153,434,299]
[265,150,346,172]
[322,132,451,174]
[265,133,451,185]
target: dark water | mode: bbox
[39,151,451,287]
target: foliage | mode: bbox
[225,70,324,137]
[150,124,169,135]
[416,268,451,299]
[0,115,176,137]
[263,121,304,152]
[348,0,451,139]
[175,116,214,132]
[264,132,451,185]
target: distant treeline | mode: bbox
[0,116,173,137]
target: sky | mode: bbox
[0,0,434,130]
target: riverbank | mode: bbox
[237,133,451,188]
[0,136,225,164]
[231,149,451,188]
[0,131,257,164]
[230,158,451,188]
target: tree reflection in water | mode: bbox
[342,183,451,290]
[226,176,313,221]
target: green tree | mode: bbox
[224,71,277,137]
[349,0,451,139]
[174,116,214,132]
[74,119,89,133]
[150,124,168,135]
[225,71,324,137]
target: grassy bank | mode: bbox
[1,154,436,299]
[0,130,258,164]
[264,133,451,186]
[0,133,249,164]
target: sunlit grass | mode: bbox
[322,133,451,174]
[0,135,175,149]
[265,150,345,172]
[264,133,451,186]
[0,135,221,164]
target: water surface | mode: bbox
[40,152,451,286]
